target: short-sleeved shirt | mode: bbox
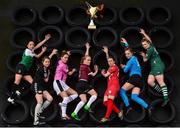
[146,45,164,68]
[19,48,35,70]
[107,64,119,82]
[33,66,48,87]
[54,60,68,82]
[79,64,91,81]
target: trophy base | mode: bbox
[88,25,96,30]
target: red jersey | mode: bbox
[107,64,119,82]
[104,64,120,97]
[79,64,91,81]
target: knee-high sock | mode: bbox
[105,99,114,118]
[119,88,129,107]
[131,94,148,109]
[74,101,85,114]
[161,85,169,100]
[152,83,162,93]
[60,97,69,117]
[86,95,97,108]
[68,94,78,103]
[103,101,120,113]
[34,103,42,122]
[40,100,51,113]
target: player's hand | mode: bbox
[140,52,146,57]
[42,46,47,52]
[102,46,108,53]
[45,34,51,40]
[139,28,145,34]
[120,64,125,68]
[85,42,91,49]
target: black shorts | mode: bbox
[31,82,47,94]
[15,64,29,75]
[127,74,142,88]
[76,80,93,94]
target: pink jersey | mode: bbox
[54,60,68,81]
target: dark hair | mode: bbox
[60,50,69,58]
[80,55,91,64]
[141,37,151,44]
[42,56,50,63]
[124,47,134,54]
[107,56,114,61]
[26,41,34,46]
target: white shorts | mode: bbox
[53,80,70,95]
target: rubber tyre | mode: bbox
[1,100,29,125]
[149,26,174,48]
[38,25,64,48]
[66,6,89,26]
[65,27,91,49]
[39,4,64,25]
[11,6,37,26]
[119,7,144,26]
[93,27,118,48]
[120,26,142,48]
[10,27,36,49]
[146,6,172,26]
[149,99,176,124]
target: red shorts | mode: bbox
[104,80,120,97]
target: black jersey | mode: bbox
[33,66,49,87]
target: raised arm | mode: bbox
[34,47,47,58]
[102,46,109,60]
[33,34,51,50]
[139,28,152,43]
[49,49,58,59]
[120,38,129,48]
[88,65,98,77]
[85,42,91,56]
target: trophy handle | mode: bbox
[85,1,92,9]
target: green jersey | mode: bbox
[19,49,35,70]
[146,45,165,75]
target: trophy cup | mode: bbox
[85,1,104,30]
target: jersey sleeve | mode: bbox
[123,57,133,73]
[25,49,35,57]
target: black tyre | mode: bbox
[93,50,119,70]
[39,4,64,25]
[66,6,89,26]
[6,51,23,73]
[119,7,144,26]
[65,27,91,48]
[120,27,142,48]
[122,101,146,124]
[94,7,117,26]
[146,6,172,26]
[12,6,37,26]
[89,99,116,124]
[158,49,175,73]
[149,27,174,48]
[38,25,64,48]
[149,99,176,124]
[91,74,107,98]
[30,100,58,123]
[4,75,31,98]
[1,100,29,125]
[93,27,118,48]
[148,75,174,98]
[10,27,36,49]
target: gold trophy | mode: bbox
[86,1,104,30]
